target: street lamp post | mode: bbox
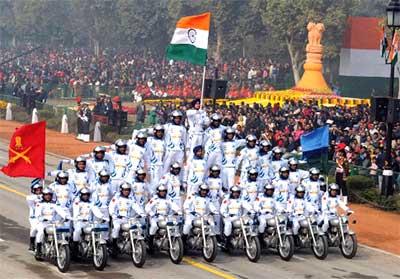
[382,0,400,196]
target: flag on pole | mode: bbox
[1,121,46,178]
[166,12,211,66]
[300,126,329,160]
[381,27,388,58]
[389,32,399,65]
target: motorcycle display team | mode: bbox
[26,100,357,273]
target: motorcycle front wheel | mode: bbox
[202,235,217,262]
[340,234,358,259]
[169,237,184,264]
[278,235,294,261]
[245,236,261,263]
[132,240,147,268]
[311,235,328,260]
[56,244,71,273]
[93,243,108,271]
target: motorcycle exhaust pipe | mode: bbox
[92,230,97,258]
[307,217,317,247]
[275,216,284,247]
[201,217,207,249]
[240,217,250,250]
[130,229,136,254]
[53,224,60,259]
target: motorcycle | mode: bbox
[75,220,108,270]
[294,214,328,260]
[149,215,184,264]
[259,214,294,261]
[223,214,261,262]
[35,221,71,273]
[111,217,147,268]
[185,214,218,262]
[325,212,357,259]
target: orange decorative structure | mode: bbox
[294,22,332,94]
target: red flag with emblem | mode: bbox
[1,121,46,178]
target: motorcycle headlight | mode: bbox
[83,226,92,234]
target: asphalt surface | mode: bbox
[1,143,400,279]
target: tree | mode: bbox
[260,0,357,83]
[11,0,73,46]
[117,0,170,55]
[71,0,119,56]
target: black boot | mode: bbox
[29,237,35,251]
[71,241,79,261]
[111,238,119,258]
[147,235,154,255]
[35,243,43,261]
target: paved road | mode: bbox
[1,144,400,279]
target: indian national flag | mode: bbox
[338,17,396,98]
[389,32,399,65]
[166,12,211,66]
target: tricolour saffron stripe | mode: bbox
[166,44,207,65]
[170,28,209,50]
[176,12,210,31]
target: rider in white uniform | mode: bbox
[145,185,182,248]
[287,185,316,236]
[241,168,262,204]
[109,139,132,192]
[27,179,43,251]
[204,113,225,170]
[236,134,259,183]
[71,188,106,256]
[220,185,254,246]
[87,146,115,182]
[163,110,187,174]
[109,182,145,254]
[35,188,69,258]
[302,168,323,211]
[126,169,150,205]
[321,183,351,233]
[182,184,218,238]
[272,167,292,213]
[270,147,287,175]
[255,184,277,234]
[257,140,275,186]
[91,170,115,223]
[184,145,207,196]
[127,132,151,174]
[49,171,77,226]
[186,99,208,161]
[159,162,184,209]
[287,158,307,191]
[147,125,166,192]
[67,156,93,193]
[221,127,246,189]
[205,165,225,235]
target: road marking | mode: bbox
[0,183,27,198]
[359,244,400,259]
[293,255,306,261]
[0,183,238,279]
[183,257,237,279]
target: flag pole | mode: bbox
[200,65,206,109]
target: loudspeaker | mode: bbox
[388,98,400,123]
[371,97,389,122]
[203,79,228,99]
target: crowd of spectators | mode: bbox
[0,46,290,100]
[151,99,400,190]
